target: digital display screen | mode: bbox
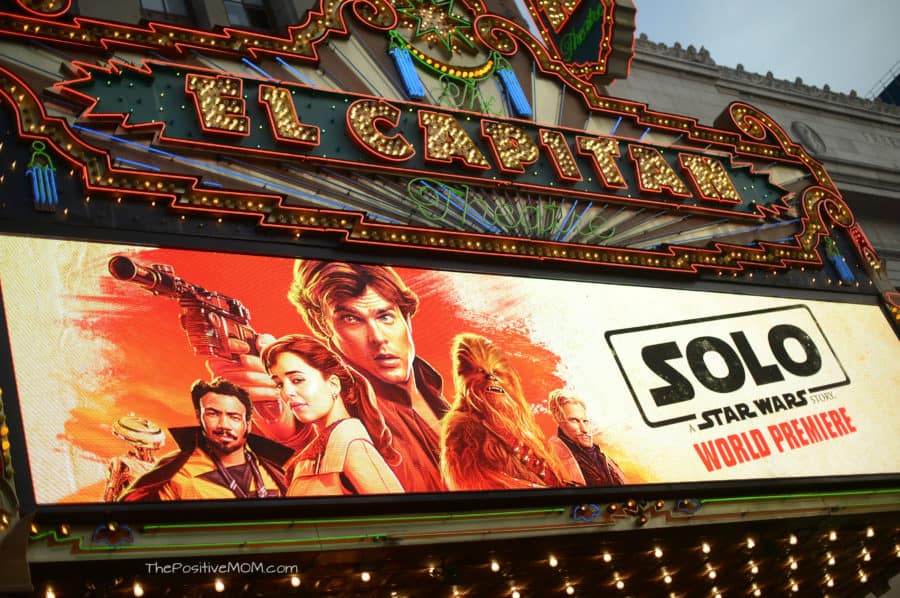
[1,235,897,505]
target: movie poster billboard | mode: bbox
[1,234,898,506]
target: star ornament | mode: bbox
[397,0,477,53]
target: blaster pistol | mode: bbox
[108,255,258,360]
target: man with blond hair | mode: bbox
[547,390,626,487]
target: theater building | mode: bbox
[0,0,898,596]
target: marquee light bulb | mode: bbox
[549,555,558,567]
[214,579,225,593]
[654,547,663,558]
[133,582,144,597]
[566,584,575,595]
[290,575,300,587]
[491,560,500,572]
[603,552,612,563]
[789,534,798,545]
[615,580,624,590]
[701,542,711,554]
[829,530,837,541]
[866,527,874,538]
[747,537,756,549]
[361,571,371,582]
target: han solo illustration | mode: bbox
[120,378,289,501]
[213,260,449,493]
[288,261,450,493]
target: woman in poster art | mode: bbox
[260,334,404,496]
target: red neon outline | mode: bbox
[258,84,321,148]
[677,153,742,205]
[522,0,624,76]
[54,60,800,223]
[184,73,251,138]
[627,144,693,199]
[418,109,491,171]
[538,128,583,183]
[479,119,540,175]
[575,135,626,190]
[3,57,867,279]
[344,98,415,163]
[0,0,399,64]
[15,0,71,18]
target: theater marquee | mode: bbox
[1,236,897,507]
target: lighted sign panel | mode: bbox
[2,236,898,507]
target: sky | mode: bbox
[633,0,900,97]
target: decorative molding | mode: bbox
[634,34,900,117]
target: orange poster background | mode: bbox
[2,239,608,504]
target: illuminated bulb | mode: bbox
[45,588,55,598]
[214,579,225,593]
[791,583,799,592]
[860,573,868,583]
[361,571,371,582]
[702,542,711,554]
[549,556,558,568]
[826,578,834,588]
[615,580,624,590]
[747,537,756,549]
[603,552,612,563]
[828,530,837,541]
[750,562,759,575]
[512,591,520,598]
[789,560,798,570]
[863,553,871,562]
[290,575,300,587]
[866,527,874,538]
[566,584,575,595]
[491,560,500,572]
[654,547,663,558]
[753,589,761,597]
[827,555,836,566]
[663,575,672,584]
[788,534,798,545]
[708,570,717,580]
[133,582,144,597]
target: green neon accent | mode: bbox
[144,507,566,531]
[395,0,475,53]
[701,488,900,504]
[30,531,375,552]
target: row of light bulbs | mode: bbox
[37,524,893,597]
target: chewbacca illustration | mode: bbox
[440,333,572,491]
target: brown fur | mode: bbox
[440,333,569,491]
